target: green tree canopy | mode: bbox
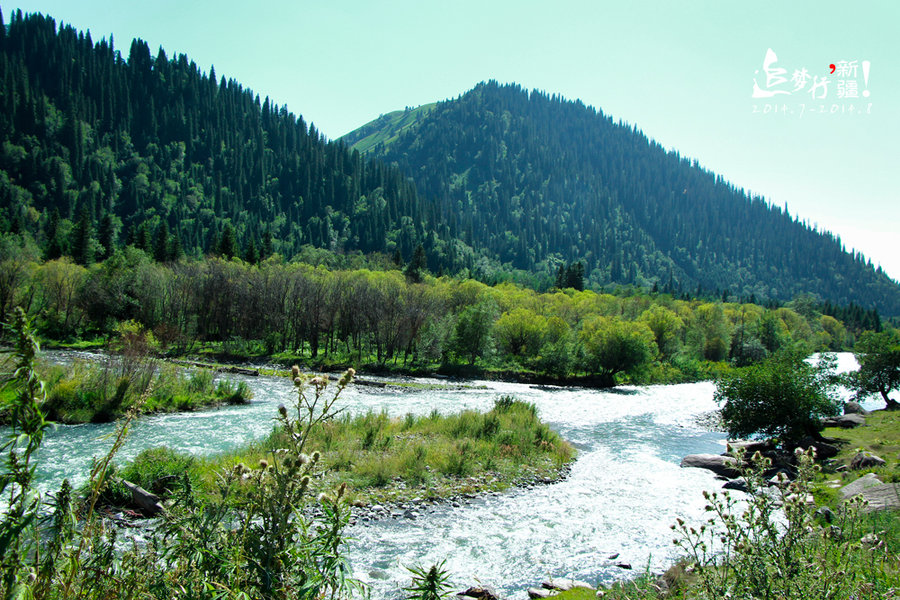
[852,329,900,410]
[716,351,840,446]
[580,316,657,386]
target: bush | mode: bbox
[117,446,199,497]
[671,448,900,599]
[716,351,840,447]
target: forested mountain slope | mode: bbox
[344,81,900,314]
[0,9,450,266]
[1,8,897,315]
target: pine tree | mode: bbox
[154,221,170,262]
[244,236,259,264]
[404,244,427,283]
[218,223,236,259]
[96,213,118,260]
[70,207,94,265]
[44,208,63,260]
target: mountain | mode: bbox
[343,81,900,314]
[0,9,443,264]
[1,9,898,315]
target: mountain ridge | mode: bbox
[343,80,900,314]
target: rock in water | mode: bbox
[680,454,740,478]
[542,579,594,592]
[120,479,164,515]
[457,586,502,600]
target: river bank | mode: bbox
[42,338,734,388]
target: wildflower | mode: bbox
[296,453,310,465]
[234,462,248,475]
[293,377,304,387]
[338,367,356,387]
[309,376,327,388]
[337,482,347,498]
[291,365,301,379]
[259,459,269,470]
[312,451,321,463]
[300,476,310,488]
[278,404,288,418]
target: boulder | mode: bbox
[527,588,555,599]
[723,477,749,492]
[794,438,839,459]
[822,414,866,428]
[816,506,836,523]
[856,483,900,513]
[850,451,886,470]
[843,401,869,415]
[839,472,883,500]
[680,454,740,478]
[542,579,593,592]
[457,586,502,600]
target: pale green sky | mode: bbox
[8,0,900,282]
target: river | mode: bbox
[14,351,867,599]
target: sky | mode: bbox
[8,0,900,281]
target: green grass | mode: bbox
[0,359,253,424]
[341,103,437,154]
[553,588,598,600]
[110,396,575,507]
[821,407,900,482]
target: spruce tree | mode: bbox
[70,207,94,265]
[154,222,170,262]
[244,236,259,264]
[218,223,236,259]
[44,208,63,260]
[404,243,427,283]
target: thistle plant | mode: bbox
[671,447,896,599]
[159,365,363,600]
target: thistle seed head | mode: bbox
[338,368,356,387]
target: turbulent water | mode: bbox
[12,351,868,599]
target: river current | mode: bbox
[14,351,866,599]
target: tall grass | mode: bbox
[1,311,362,600]
[20,359,253,423]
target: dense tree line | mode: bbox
[345,81,900,315]
[0,9,471,273]
[2,10,896,319]
[1,235,857,383]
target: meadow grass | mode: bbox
[1,358,252,424]
[110,395,575,507]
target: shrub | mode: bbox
[716,351,840,447]
[672,448,899,599]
